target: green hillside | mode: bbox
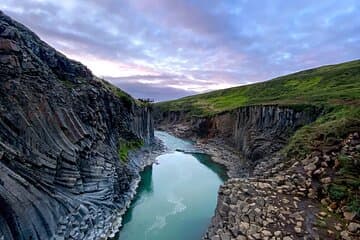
[156,59,360,156]
[156,60,360,216]
[156,59,360,116]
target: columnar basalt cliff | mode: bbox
[155,105,320,175]
[155,63,360,239]
[0,11,155,240]
[156,106,360,239]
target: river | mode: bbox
[116,131,227,240]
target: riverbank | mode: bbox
[157,124,360,239]
[106,138,166,239]
[204,132,360,240]
[157,124,247,179]
[116,131,227,240]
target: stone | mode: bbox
[321,198,329,205]
[318,212,327,217]
[219,232,231,240]
[210,235,220,240]
[340,230,352,240]
[304,163,317,173]
[283,236,293,240]
[239,221,250,234]
[320,177,331,184]
[335,223,342,231]
[236,236,246,240]
[329,202,337,210]
[347,222,360,233]
[344,211,356,221]
[262,230,272,237]
[0,39,20,52]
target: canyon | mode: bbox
[155,104,360,239]
[0,10,359,240]
[154,60,360,239]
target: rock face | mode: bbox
[156,105,360,240]
[156,105,320,173]
[0,11,154,240]
[203,132,360,240]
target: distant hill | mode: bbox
[156,59,360,116]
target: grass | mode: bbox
[95,79,149,162]
[283,105,360,158]
[99,78,153,109]
[349,196,360,216]
[99,79,135,108]
[155,59,360,116]
[118,139,144,162]
[60,78,76,89]
[156,60,360,216]
[328,184,348,201]
[333,149,360,216]
[156,59,360,166]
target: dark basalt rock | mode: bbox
[0,11,154,240]
[156,105,321,171]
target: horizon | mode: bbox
[1,0,359,101]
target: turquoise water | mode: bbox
[117,131,226,240]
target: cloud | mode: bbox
[106,76,198,102]
[1,0,359,101]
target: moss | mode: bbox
[328,184,348,201]
[99,78,136,108]
[60,79,75,89]
[348,197,360,215]
[283,105,360,158]
[118,139,144,162]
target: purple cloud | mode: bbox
[0,0,359,101]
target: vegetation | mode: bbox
[283,105,360,158]
[118,138,144,162]
[156,59,360,215]
[60,78,76,89]
[99,79,155,109]
[328,184,348,201]
[137,98,154,108]
[99,79,134,108]
[156,60,360,116]
[157,59,360,163]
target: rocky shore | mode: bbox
[158,122,360,240]
[203,132,360,240]
[158,123,244,178]
[52,139,165,240]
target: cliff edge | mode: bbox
[155,59,360,239]
[0,11,154,240]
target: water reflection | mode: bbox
[117,131,227,240]
[191,153,228,182]
[122,166,153,225]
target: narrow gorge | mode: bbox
[154,60,360,239]
[155,105,321,177]
[1,8,360,240]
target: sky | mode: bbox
[1,0,359,101]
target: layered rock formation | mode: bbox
[155,103,360,239]
[0,11,155,240]
[156,105,320,176]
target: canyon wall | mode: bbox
[0,11,154,240]
[156,105,320,169]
